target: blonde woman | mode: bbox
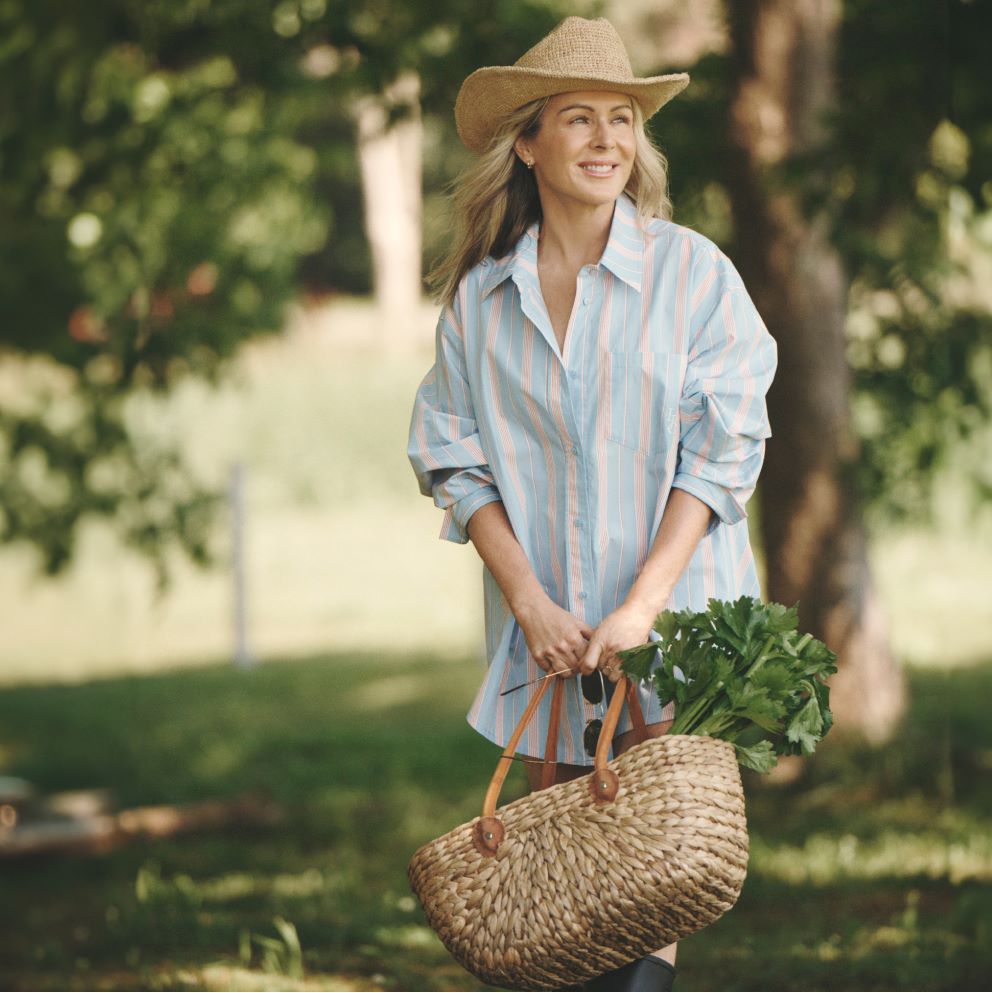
[409,16,777,992]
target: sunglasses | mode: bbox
[581,670,607,758]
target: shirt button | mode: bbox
[571,444,579,455]
[578,591,588,601]
[575,519,584,529]
[480,258,489,267]
[582,296,592,305]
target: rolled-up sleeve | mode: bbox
[407,296,502,543]
[672,252,778,535]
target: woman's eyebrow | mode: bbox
[556,103,633,115]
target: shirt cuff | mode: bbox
[670,472,747,536]
[438,486,503,544]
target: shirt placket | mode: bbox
[559,266,600,623]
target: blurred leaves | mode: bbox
[0,0,333,581]
[816,0,992,523]
[0,0,586,583]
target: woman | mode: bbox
[408,16,777,992]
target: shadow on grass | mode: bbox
[0,651,990,990]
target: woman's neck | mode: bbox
[536,194,616,272]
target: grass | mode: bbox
[0,652,990,991]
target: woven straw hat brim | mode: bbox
[455,67,689,154]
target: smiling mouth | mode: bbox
[579,163,618,176]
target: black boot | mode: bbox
[584,954,677,992]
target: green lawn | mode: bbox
[0,651,990,990]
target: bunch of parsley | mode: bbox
[618,596,838,773]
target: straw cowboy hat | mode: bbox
[455,16,690,154]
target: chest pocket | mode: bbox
[603,350,688,457]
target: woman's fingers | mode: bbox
[578,640,601,676]
[518,600,593,675]
[533,647,578,675]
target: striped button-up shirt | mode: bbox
[408,193,777,764]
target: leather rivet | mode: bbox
[484,831,494,840]
[600,781,608,790]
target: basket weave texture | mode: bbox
[408,733,748,991]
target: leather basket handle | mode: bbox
[473,672,649,855]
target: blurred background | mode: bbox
[0,0,989,989]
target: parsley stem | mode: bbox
[746,634,777,676]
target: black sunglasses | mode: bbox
[581,670,607,758]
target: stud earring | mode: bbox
[526,160,534,169]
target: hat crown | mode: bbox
[514,16,634,81]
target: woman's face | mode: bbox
[514,90,636,211]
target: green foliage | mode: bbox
[0,0,587,581]
[620,596,838,772]
[239,917,304,981]
[791,0,992,523]
[0,0,334,579]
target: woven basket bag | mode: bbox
[408,673,749,990]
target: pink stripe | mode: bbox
[520,320,565,594]
[639,351,654,455]
[674,236,691,353]
[702,535,717,599]
[596,276,614,571]
[514,312,550,586]
[690,265,717,325]
[611,242,642,261]
[485,291,528,515]
[546,360,585,618]
[413,377,436,468]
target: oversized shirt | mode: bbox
[408,192,778,764]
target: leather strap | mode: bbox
[625,678,649,739]
[540,676,566,790]
[481,673,555,819]
[481,672,647,819]
[593,674,632,769]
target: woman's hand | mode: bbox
[580,602,657,681]
[513,595,593,676]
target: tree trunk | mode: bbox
[724,0,906,742]
[355,70,423,348]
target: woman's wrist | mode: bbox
[508,582,552,621]
[621,589,669,628]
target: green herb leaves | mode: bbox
[618,596,837,773]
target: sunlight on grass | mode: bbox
[185,963,358,992]
[751,826,992,885]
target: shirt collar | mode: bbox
[480,192,645,298]
[599,193,644,292]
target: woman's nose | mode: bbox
[591,118,615,148]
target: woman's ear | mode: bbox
[513,136,532,168]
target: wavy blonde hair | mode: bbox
[429,94,675,307]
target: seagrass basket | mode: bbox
[408,674,749,990]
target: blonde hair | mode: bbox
[428,95,675,307]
